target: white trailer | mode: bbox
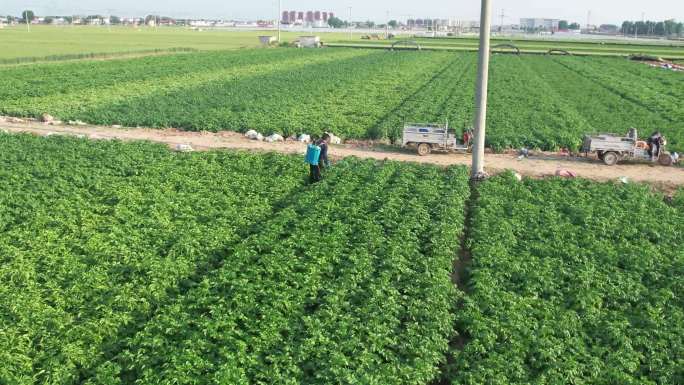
[581,129,674,166]
[402,122,472,156]
[296,36,322,48]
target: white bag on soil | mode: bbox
[265,134,284,143]
[298,134,311,143]
[176,144,194,152]
[245,130,259,139]
[326,132,342,145]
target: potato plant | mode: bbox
[1,49,681,151]
[447,173,684,384]
[0,133,470,385]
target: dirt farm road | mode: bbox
[2,119,683,189]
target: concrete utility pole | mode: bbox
[277,0,282,42]
[386,10,390,39]
[348,7,352,40]
[471,0,492,179]
[587,10,591,33]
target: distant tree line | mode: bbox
[559,20,581,30]
[3,10,177,26]
[621,19,683,37]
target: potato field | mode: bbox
[1,133,682,384]
[0,133,470,384]
[448,174,684,384]
[1,48,682,151]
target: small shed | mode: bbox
[297,36,322,48]
[259,36,277,46]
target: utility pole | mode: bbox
[386,10,390,39]
[472,0,492,179]
[641,12,645,38]
[277,0,282,42]
[348,7,352,40]
[586,10,591,33]
[26,15,30,32]
[499,9,505,33]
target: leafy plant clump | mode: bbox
[447,173,684,384]
[0,134,470,385]
[1,49,681,151]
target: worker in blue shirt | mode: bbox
[308,134,330,183]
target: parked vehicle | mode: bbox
[402,122,472,156]
[581,128,674,166]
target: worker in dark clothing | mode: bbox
[648,131,663,160]
[316,133,331,172]
[307,134,330,184]
[309,160,321,183]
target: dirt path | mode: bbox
[2,118,683,188]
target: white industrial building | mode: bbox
[406,18,478,32]
[520,18,560,32]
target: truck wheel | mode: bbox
[603,152,619,166]
[658,153,673,166]
[417,143,431,156]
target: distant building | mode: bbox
[599,24,619,34]
[407,18,461,31]
[282,10,334,27]
[520,18,560,32]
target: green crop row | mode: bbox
[329,37,684,60]
[0,134,307,383]
[446,173,684,384]
[1,134,683,384]
[1,48,682,151]
[0,133,470,384]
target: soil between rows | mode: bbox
[1,118,682,190]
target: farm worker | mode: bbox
[305,134,330,183]
[306,136,322,183]
[463,129,472,146]
[316,133,331,168]
[647,131,663,160]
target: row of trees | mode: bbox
[621,19,683,37]
[5,10,173,25]
[559,20,581,30]
[327,17,400,29]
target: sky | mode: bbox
[2,0,682,25]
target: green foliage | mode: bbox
[447,173,684,384]
[21,10,34,22]
[0,133,470,384]
[2,49,681,151]
[0,26,355,61]
[674,189,684,209]
[328,16,345,29]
